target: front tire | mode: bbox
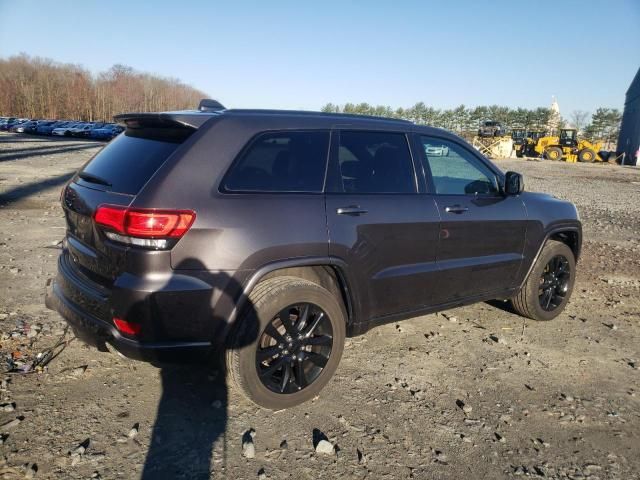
[545,147,563,161]
[510,240,576,321]
[578,148,596,163]
[227,276,346,409]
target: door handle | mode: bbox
[336,205,368,216]
[444,205,469,214]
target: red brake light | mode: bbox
[113,317,142,336]
[94,205,127,233]
[126,210,195,238]
[94,205,195,238]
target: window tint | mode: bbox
[79,127,191,195]
[420,136,499,195]
[224,131,329,192]
[331,131,415,194]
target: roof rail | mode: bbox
[226,109,414,124]
[198,99,225,112]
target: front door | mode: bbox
[326,130,441,320]
[418,135,527,303]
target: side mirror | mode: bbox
[504,171,524,195]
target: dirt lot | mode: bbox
[0,132,639,479]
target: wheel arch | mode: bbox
[549,229,581,260]
[228,257,357,330]
[519,225,582,290]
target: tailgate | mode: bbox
[63,182,132,283]
[62,121,195,286]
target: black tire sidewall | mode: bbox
[525,242,576,321]
[234,279,346,409]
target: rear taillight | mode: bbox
[94,205,127,233]
[94,205,195,249]
[113,317,142,336]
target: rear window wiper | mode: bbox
[78,171,112,187]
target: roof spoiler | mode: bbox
[198,99,225,112]
[114,112,214,129]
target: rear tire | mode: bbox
[510,240,576,321]
[227,276,346,409]
[545,147,563,161]
[578,148,596,163]
[515,149,523,158]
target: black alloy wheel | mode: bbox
[256,303,333,394]
[538,255,571,311]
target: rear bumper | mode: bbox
[45,275,212,364]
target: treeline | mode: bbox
[321,102,622,143]
[581,108,622,143]
[0,54,208,122]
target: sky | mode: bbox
[1,0,639,115]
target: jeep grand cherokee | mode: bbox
[46,100,581,409]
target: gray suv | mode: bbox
[46,101,581,408]
[478,120,505,137]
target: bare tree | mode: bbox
[570,110,591,133]
[0,54,208,121]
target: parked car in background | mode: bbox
[67,123,90,137]
[0,117,18,130]
[52,122,84,137]
[8,119,31,132]
[424,143,450,156]
[23,120,43,134]
[34,120,53,134]
[79,123,106,138]
[478,121,505,137]
[37,120,68,135]
[89,124,123,140]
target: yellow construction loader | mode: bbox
[532,129,603,163]
[518,130,547,158]
[512,128,526,157]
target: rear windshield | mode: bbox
[78,127,191,195]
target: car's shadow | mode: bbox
[141,363,229,479]
[139,258,258,480]
[485,299,518,315]
[0,171,75,206]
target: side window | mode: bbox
[224,131,329,192]
[331,131,415,194]
[420,136,499,195]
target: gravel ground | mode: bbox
[0,133,639,479]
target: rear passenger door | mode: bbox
[326,130,441,320]
[418,135,527,302]
[214,130,331,269]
